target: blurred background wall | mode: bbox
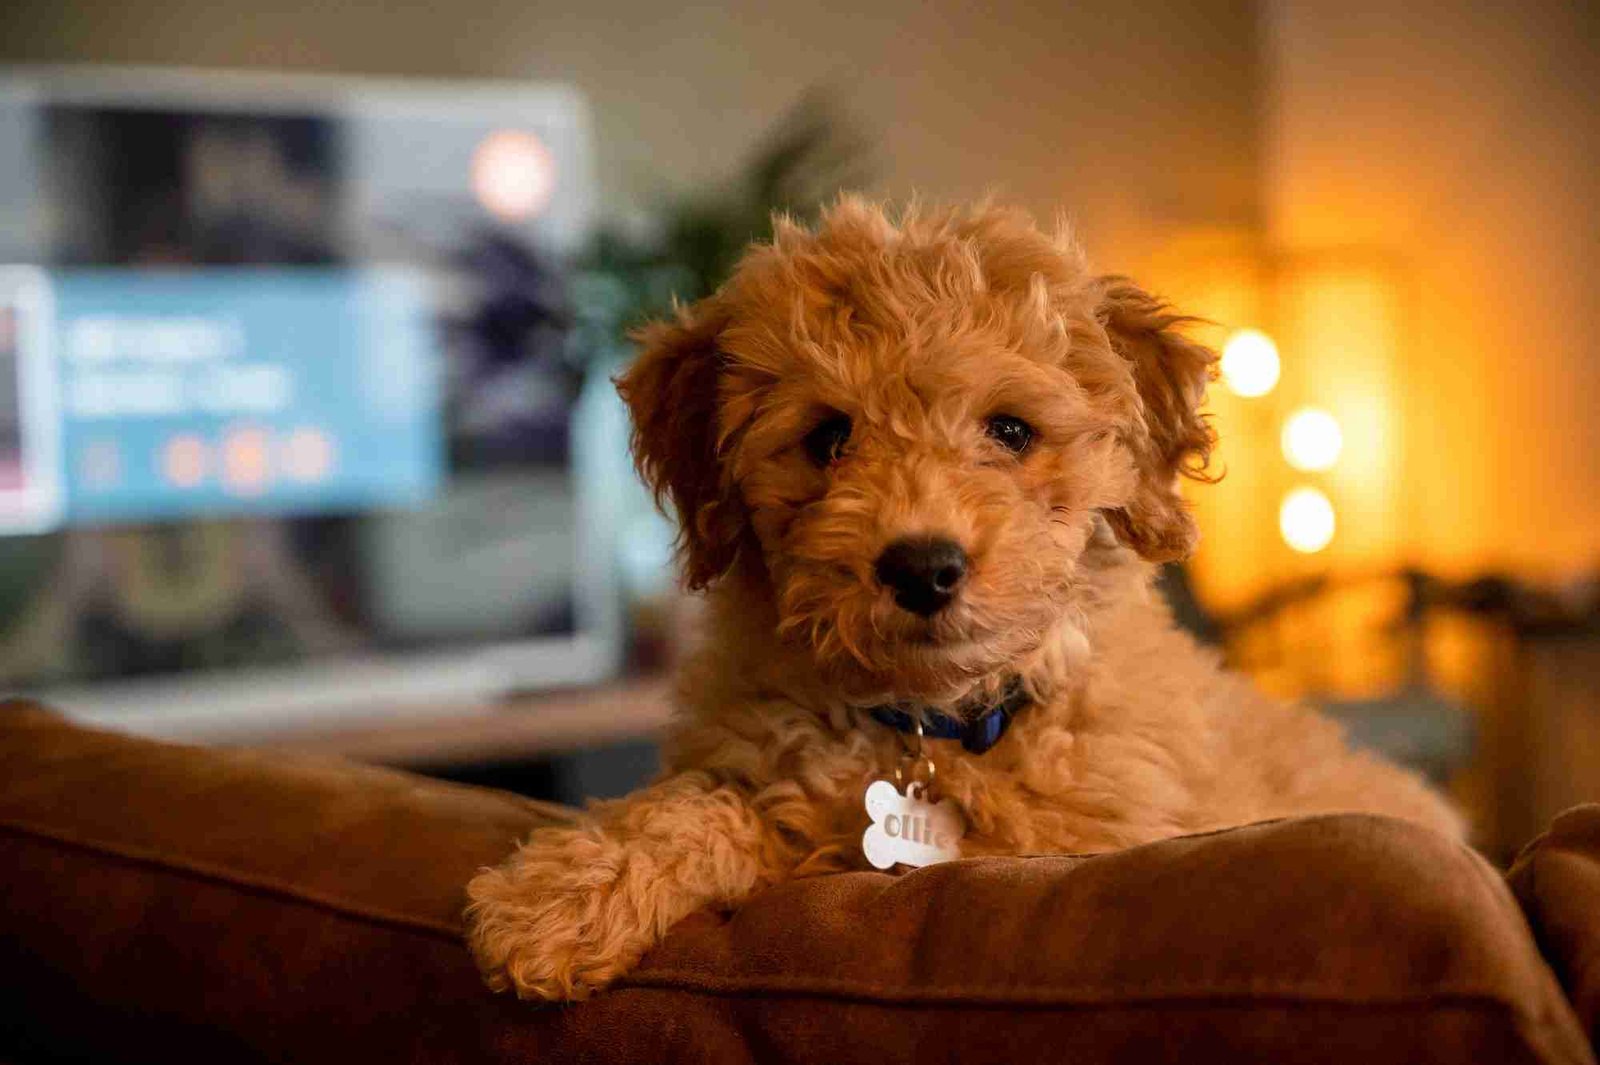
[3,0,1264,274]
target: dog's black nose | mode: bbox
[875,537,969,616]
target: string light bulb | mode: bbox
[1281,407,1343,471]
[1219,328,1280,398]
[1279,486,1336,554]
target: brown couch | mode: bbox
[1,701,1595,1064]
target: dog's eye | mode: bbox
[803,414,852,467]
[985,414,1035,454]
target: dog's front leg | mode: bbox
[465,771,782,1001]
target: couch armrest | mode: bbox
[0,700,572,1062]
[1,703,1592,1065]
[1511,804,1600,1048]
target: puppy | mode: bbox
[467,198,1463,1001]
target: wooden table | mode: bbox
[239,676,675,767]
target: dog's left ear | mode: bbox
[1096,278,1218,562]
[615,301,746,590]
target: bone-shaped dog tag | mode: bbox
[861,779,965,869]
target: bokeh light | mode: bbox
[1279,486,1336,554]
[1219,328,1281,398]
[1281,407,1343,471]
[471,129,555,222]
[161,434,209,488]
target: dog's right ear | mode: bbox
[615,302,744,590]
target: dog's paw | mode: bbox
[465,829,653,1002]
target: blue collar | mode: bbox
[866,679,1030,755]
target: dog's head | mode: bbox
[617,198,1215,705]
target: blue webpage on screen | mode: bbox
[3,268,442,531]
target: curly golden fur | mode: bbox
[466,198,1464,1001]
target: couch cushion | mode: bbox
[0,703,1592,1065]
[1510,804,1600,1048]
